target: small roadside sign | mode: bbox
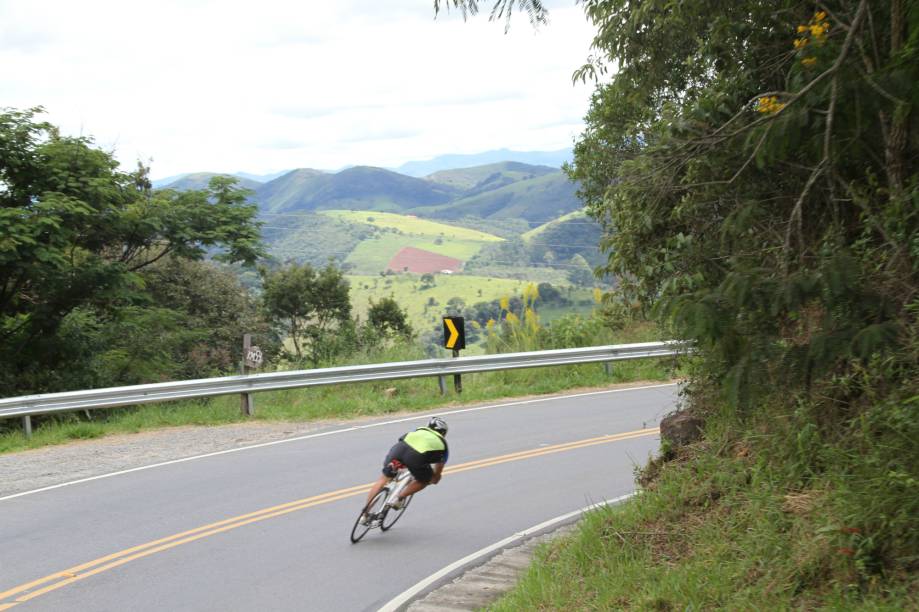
[244,346,263,369]
[442,316,465,351]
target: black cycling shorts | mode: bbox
[382,441,434,484]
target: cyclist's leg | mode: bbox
[399,479,427,499]
[363,474,390,511]
[397,461,433,501]
[364,442,403,510]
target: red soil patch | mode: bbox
[387,247,463,274]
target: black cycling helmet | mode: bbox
[428,416,448,436]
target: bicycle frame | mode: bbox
[384,466,413,507]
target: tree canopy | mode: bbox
[566,0,917,406]
[260,262,352,365]
[0,107,263,393]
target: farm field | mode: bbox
[321,210,505,274]
[347,273,529,330]
[321,210,503,242]
[344,234,489,274]
[348,273,601,339]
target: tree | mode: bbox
[367,297,413,338]
[260,262,351,364]
[446,296,466,314]
[0,108,263,394]
[420,273,436,288]
[567,1,917,407]
[566,254,593,287]
[434,0,547,31]
[141,257,279,378]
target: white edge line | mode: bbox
[377,493,637,612]
[1,383,676,503]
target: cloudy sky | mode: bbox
[1,0,598,180]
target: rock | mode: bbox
[660,411,703,448]
[383,387,398,398]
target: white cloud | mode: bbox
[0,0,597,179]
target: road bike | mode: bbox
[350,459,415,543]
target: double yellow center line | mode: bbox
[0,427,656,609]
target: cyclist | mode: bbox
[362,417,449,521]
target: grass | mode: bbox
[348,274,595,333]
[488,395,919,610]
[521,210,587,242]
[0,340,676,455]
[321,210,503,242]
[319,210,503,274]
[538,297,597,324]
[348,273,531,330]
[344,234,490,273]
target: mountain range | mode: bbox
[159,158,580,223]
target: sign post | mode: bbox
[442,316,465,394]
[241,334,263,416]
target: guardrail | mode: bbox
[1,341,685,436]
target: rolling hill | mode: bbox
[318,210,504,274]
[424,161,557,192]
[416,171,580,223]
[394,147,572,177]
[159,172,263,192]
[160,161,580,223]
[256,166,458,214]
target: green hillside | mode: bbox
[345,234,487,273]
[424,161,556,191]
[315,210,501,274]
[261,212,371,267]
[321,210,503,242]
[522,210,587,241]
[253,169,327,213]
[417,172,580,222]
[164,162,579,223]
[161,172,263,192]
[256,166,457,214]
[521,210,605,267]
[348,273,530,332]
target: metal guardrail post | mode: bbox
[22,415,32,438]
[452,349,462,393]
[604,362,612,376]
[240,334,254,417]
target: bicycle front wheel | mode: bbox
[380,494,413,531]
[350,488,387,543]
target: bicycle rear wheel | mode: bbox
[380,493,413,531]
[350,488,387,543]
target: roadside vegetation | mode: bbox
[475,0,919,608]
[0,318,673,454]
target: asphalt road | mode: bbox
[0,384,678,611]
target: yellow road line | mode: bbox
[0,428,656,607]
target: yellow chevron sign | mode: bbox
[442,316,465,350]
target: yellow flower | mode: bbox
[522,283,539,306]
[814,11,827,21]
[506,312,520,326]
[801,56,817,67]
[755,96,786,115]
[797,25,808,33]
[793,38,808,49]
[499,296,509,311]
[486,319,495,330]
[593,287,603,304]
